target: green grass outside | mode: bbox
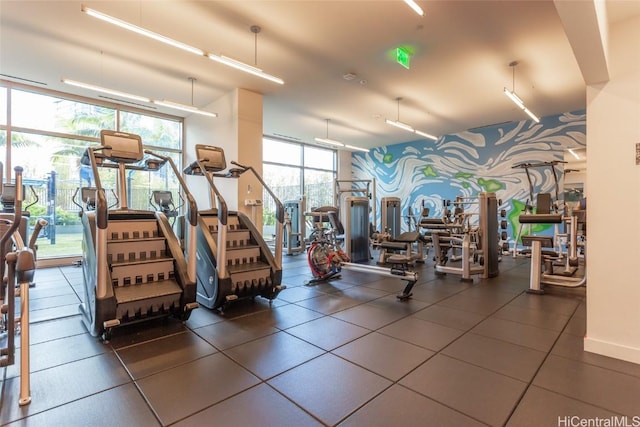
[35,230,82,258]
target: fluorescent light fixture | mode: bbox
[504,88,539,123]
[414,129,438,141]
[403,0,424,16]
[81,5,205,56]
[152,100,218,117]
[314,137,344,147]
[385,119,414,132]
[62,78,151,103]
[315,119,345,148]
[208,54,284,84]
[62,78,217,118]
[568,148,580,160]
[82,5,283,85]
[522,107,540,123]
[386,119,438,141]
[345,144,370,153]
[503,88,524,109]
[386,97,439,141]
[504,61,540,123]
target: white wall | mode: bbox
[584,15,640,364]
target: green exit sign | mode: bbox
[396,47,411,69]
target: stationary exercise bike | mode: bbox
[305,209,419,301]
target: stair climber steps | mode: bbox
[111,258,182,320]
[197,211,284,306]
[105,218,182,320]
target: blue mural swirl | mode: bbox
[352,110,586,238]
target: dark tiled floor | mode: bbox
[2,254,640,426]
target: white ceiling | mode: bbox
[1,1,639,151]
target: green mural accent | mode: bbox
[508,199,552,242]
[462,181,470,189]
[423,165,438,177]
[455,172,474,179]
[478,177,504,193]
[383,153,393,164]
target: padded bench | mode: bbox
[518,214,562,224]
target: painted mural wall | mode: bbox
[351,110,586,241]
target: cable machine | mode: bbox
[283,196,306,256]
[334,178,376,263]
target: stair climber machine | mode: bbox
[79,130,199,341]
[1,165,48,407]
[183,144,286,312]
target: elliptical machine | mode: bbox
[0,165,47,407]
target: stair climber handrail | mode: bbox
[230,161,285,269]
[83,146,110,299]
[197,159,230,280]
[144,149,199,283]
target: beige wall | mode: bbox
[184,88,263,225]
[584,14,640,364]
[236,89,264,230]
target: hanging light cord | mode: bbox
[251,25,261,67]
[510,60,518,92]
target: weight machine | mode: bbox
[511,161,566,257]
[422,193,500,281]
[334,179,376,263]
[283,196,306,256]
[509,161,586,292]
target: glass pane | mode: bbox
[120,111,182,150]
[304,145,335,170]
[0,87,7,125]
[304,169,336,210]
[0,131,6,162]
[262,164,301,236]
[10,132,90,259]
[128,150,182,212]
[11,89,115,136]
[263,138,301,165]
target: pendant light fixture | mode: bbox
[403,0,425,16]
[503,61,540,123]
[152,77,218,117]
[81,5,283,85]
[313,119,370,152]
[61,77,217,117]
[208,25,284,85]
[385,97,438,141]
[315,119,344,147]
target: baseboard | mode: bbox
[584,336,640,365]
[37,255,82,269]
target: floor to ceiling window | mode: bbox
[262,137,337,238]
[0,81,183,261]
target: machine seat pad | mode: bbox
[521,235,555,248]
[420,218,446,227]
[387,254,410,265]
[395,231,420,243]
[380,241,408,251]
[519,214,562,224]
